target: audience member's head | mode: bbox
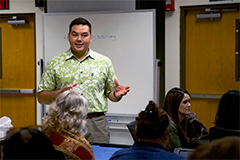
[3,126,65,159]
[136,101,170,147]
[110,101,185,160]
[214,90,240,130]
[41,90,88,136]
[163,87,191,123]
[188,136,240,159]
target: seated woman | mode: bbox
[109,101,185,160]
[41,90,95,160]
[163,87,208,152]
[3,126,66,159]
[209,90,240,140]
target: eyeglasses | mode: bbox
[228,90,240,96]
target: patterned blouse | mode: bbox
[47,129,95,160]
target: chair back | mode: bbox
[126,120,138,142]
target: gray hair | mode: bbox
[42,90,88,136]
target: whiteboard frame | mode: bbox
[41,9,157,115]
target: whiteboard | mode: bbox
[42,10,156,115]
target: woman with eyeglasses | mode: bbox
[109,101,185,160]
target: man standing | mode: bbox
[37,17,130,143]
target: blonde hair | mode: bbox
[41,90,88,136]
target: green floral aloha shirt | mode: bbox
[37,48,117,113]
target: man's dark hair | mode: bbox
[69,17,92,34]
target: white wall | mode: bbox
[165,0,240,94]
[46,0,135,12]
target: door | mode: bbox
[181,4,240,131]
[0,14,36,128]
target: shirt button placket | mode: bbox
[79,63,83,96]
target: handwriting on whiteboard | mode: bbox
[63,34,117,42]
[92,34,117,42]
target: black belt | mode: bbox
[87,112,105,119]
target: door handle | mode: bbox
[190,94,222,99]
[0,89,35,94]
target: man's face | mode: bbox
[68,24,92,56]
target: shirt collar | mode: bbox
[65,48,95,61]
[133,142,167,150]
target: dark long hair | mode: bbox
[163,87,190,145]
[214,90,240,130]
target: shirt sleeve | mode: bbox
[104,58,117,96]
[167,121,182,152]
[37,61,56,93]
